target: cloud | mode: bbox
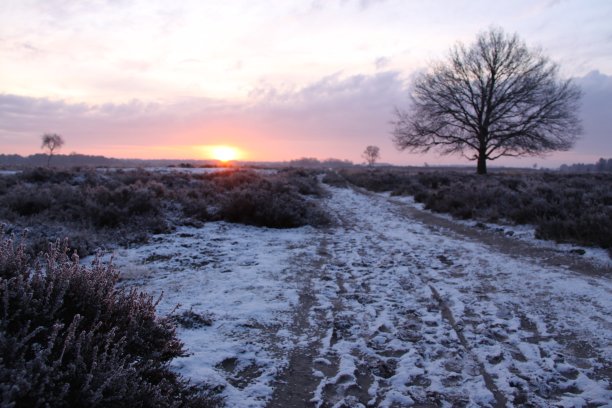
[0,93,238,151]
[1,70,609,164]
[573,70,612,156]
[311,0,388,12]
[375,56,390,70]
[0,72,410,160]
[339,0,389,10]
[247,71,407,139]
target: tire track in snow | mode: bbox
[305,186,498,407]
[268,235,334,407]
[429,284,507,408]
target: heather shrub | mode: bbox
[415,172,452,190]
[180,198,211,222]
[334,169,410,192]
[0,233,217,407]
[112,168,157,186]
[208,170,261,191]
[278,168,325,197]
[321,171,349,188]
[218,180,327,228]
[337,169,612,254]
[535,205,612,248]
[0,176,17,196]
[19,167,72,184]
[0,167,329,254]
[6,185,52,216]
[170,309,213,329]
[84,185,166,231]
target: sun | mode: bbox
[211,145,239,162]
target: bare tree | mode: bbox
[41,133,65,167]
[392,28,582,174]
[362,145,380,166]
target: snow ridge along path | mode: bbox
[116,184,611,407]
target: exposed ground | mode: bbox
[112,183,611,407]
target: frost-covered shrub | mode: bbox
[5,185,53,216]
[0,234,217,407]
[0,176,17,196]
[415,172,452,189]
[536,210,612,249]
[209,170,261,191]
[181,169,329,228]
[278,168,325,197]
[0,167,329,255]
[321,171,349,188]
[337,169,612,254]
[333,169,410,192]
[171,309,213,329]
[19,167,74,184]
[84,184,166,230]
[180,198,211,222]
[218,180,328,228]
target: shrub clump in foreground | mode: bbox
[0,234,217,407]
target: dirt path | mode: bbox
[267,185,611,407]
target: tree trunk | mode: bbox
[477,155,487,175]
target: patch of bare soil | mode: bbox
[268,237,333,407]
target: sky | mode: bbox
[1,0,611,167]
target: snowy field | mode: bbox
[111,185,611,407]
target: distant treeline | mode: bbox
[0,153,215,168]
[560,158,612,173]
[0,153,357,169]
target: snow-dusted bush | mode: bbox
[170,309,213,329]
[328,169,411,192]
[191,169,328,228]
[0,167,329,255]
[0,234,217,407]
[5,184,52,216]
[321,171,349,188]
[278,168,326,197]
[218,179,328,228]
[339,169,612,254]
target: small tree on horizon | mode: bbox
[362,145,380,166]
[41,133,65,167]
[392,27,582,174]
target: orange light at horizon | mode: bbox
[200,145,242,162]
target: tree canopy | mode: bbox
[41,133,65,166]
[362,145,380,166]
[393,28,582,174]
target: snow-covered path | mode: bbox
[294,186,610,407]
[116,185,611,407]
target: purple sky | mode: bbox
[1,0,611,167]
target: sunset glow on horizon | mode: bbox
[203,145,242,162]
[1,1,610,167]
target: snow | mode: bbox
[108,185,610,406]
[108,222,317,407]
[388,192,612,268]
